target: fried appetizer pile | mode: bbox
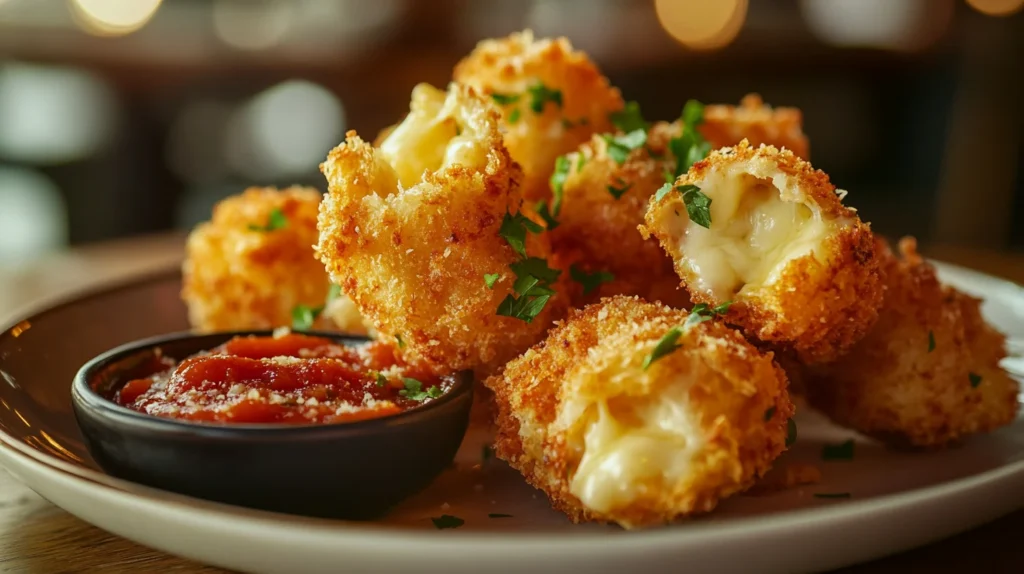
[316,82,567,377]
[701,94,810,160]
[806,238,1020,448]
[486,296,793,529]
[550,121,689,308]
[182,186,368,334]
[641,140,882,364]
[453,29,623,203]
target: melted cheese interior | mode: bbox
[567,384,701,514]
[379,83,488,189]
[677,169,834,300]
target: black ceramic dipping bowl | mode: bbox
[71,330,473,520]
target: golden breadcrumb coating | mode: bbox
[486,296,793,529]
[550,122,690,309]
[701,94,810,160]
[806,237,1020,448]
[182,186,370,335]
[641,140,883,364]
[316,82,568,377]
[453,29,623,203]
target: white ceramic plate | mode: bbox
[0,262,1022,574]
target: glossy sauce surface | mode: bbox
[110,333,448,424]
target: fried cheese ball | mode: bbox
[641,140,883,364]
[700,94,810,160]
[453,29,624,203]
[182,186,370,335]
[486,296,793,529]
[805,237,1020,448]
[316,82,567,377]
[551,122,690,309]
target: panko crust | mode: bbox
[641,140,883,364]
[486,296,793,528]
[806,237,1020,448]
[182,186,368,334]
[453,29,624,203]
[701,94,810,160]
[316,83,568,377]
[550,122,690,309]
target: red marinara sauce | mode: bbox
[110,332,450,425]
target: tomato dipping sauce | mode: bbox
[108,332,451,425]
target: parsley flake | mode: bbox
[786,418,798,447]
[370,371,388,388]
[682,99,705,129]
[607,181,632,199]
[643,328,683,370]
[488,513,514,519]
[395,334,405,349]
[570,265,614,295]
[497,258,560,324]
[291,304,324,330]
[603,129,647,164]
[491,93,520,106]
[813,493,851,499]
[399,378,443,401]
[969,372,982,388]
[666,100,711,180]
[484,273,500,289]
[680,185,712,228]
[764,406,777,422]
[535,200,560,230]
[327,283,342,301]
[928,330,935,353]
[822,439,855,461]
[609,101,648,133]
[499,211,544,258]
[508,108,522,124]
[655,182,674,202]
[248,208,288,232]
[431,515,465,529]
[683,301,732,329]
[527,82,563,113]
[549,155,572,216]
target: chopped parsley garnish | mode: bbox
[570,265,614,295]
[822,439,855,461]
[548,155,571,216]
[499,211,544,258]
[508,108,522,124]
[928,330,935,353]
[575,153,587,172]
[248,208,288,232]
[666,99,712,180]
[764,406,777,422]
[786,418,798,447]
[431,514,465,529]
[607,180,632,199]
[643,328,683,370]
[527,82,563,113]
[655,182,675,202]
[490,92,521,106]
[969,372,982,388]
[680,185,712,228]
[682,99,705,129]
[510,257,561,284]
[291,304,324,330]
[497,257,561,324]
[327,283,342,301]
[482,445,493,462]
[484,273,500,289]
[370,371,388,388]
[683,301,732,329]
[488,513,513,519]
[395,334,405,349]
[813,493,851,499]
[603,129,648,164]
[399,378,443,401]
[535,201,560,231]
[609,101,649,133]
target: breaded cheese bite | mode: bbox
[806,238,1020,448]
[550,122,689,309]
[182,186,370,335]
[700,94,810,160]
[316,82,567,377]
[453,29,623,203]
[486,296,794,529]
[641,140,883,364]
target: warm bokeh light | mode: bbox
[70,0,162,37]
[213,0,293,51]
[966,0,1024,16]
[655,0,748,51]
[801,0,949,51]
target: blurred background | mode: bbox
[0,0,1021,267]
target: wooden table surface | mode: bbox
[0,234,1022,573]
